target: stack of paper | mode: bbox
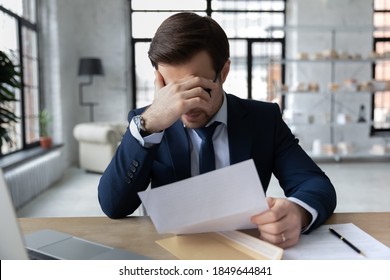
[157,231,284,260]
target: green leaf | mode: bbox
[0,50,21,151]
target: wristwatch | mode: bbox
[133,115,150,137]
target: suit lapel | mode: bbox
[164,120,191,180]
[226,95,253,165]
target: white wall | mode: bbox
[39,0,131,167]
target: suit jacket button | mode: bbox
[125,177,132,184]
[130,165,136,172]
[132,160,139,167]
[127,171,134,178]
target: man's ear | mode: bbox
[220,59,231,83]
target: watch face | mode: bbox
[134,115,150,137]
[134,115,144,131]
[134,116,140,128]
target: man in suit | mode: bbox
[98,12,336,248]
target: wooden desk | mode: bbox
[20,216,176,259]
[19,212,390,259]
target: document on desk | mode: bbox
[156,230,284,260]
[283,223,390,259]
[138,159,268,234]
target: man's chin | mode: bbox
[181,116,207,129]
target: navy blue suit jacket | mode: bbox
[98,94,336,230]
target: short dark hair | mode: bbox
[148,12,229,73]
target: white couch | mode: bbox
[73,122,127,173]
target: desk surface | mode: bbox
[19,212,390,260]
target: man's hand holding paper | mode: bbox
[251,197,312,248]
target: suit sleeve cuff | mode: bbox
[287,197,318,233]
[129,117,164,147]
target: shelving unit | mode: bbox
[263,25,390,160]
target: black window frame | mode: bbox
[129,0,286,109]
[0,3,41,158]
[372,1,390,136]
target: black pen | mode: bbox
[329,228,366,257]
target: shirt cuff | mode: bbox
[287,197,318,233]
[129,116,164,147]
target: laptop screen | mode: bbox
[0,169,29,260]
[0,169,150,260]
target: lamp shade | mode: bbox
[78,58,104,76]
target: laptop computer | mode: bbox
[0,169,150,260]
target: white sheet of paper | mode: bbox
[284,223,390,260]
[138,159,268,234]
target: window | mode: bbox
[0,0,40,156]
[373,0,390,134]
[129,0,286,108]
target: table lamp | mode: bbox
[78,57,104,122]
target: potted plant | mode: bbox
[38,109,53,148]
[0,50,20,155]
